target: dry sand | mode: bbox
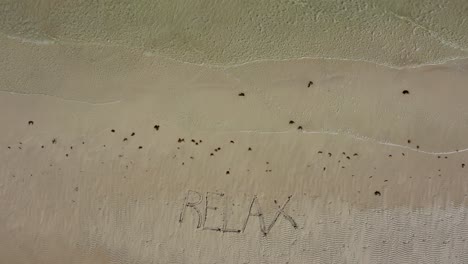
[2,1,468,263]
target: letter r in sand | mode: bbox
[179,190,203,228]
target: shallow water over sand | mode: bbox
[1,0,468,67]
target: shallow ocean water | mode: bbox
[1,0,467,67]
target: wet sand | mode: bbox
[1,32,468,263]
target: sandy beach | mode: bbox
[2,1,468,263]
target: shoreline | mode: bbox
[4,32,468,71]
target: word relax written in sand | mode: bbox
[179,190,298,235]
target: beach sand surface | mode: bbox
[1,34,468,263]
